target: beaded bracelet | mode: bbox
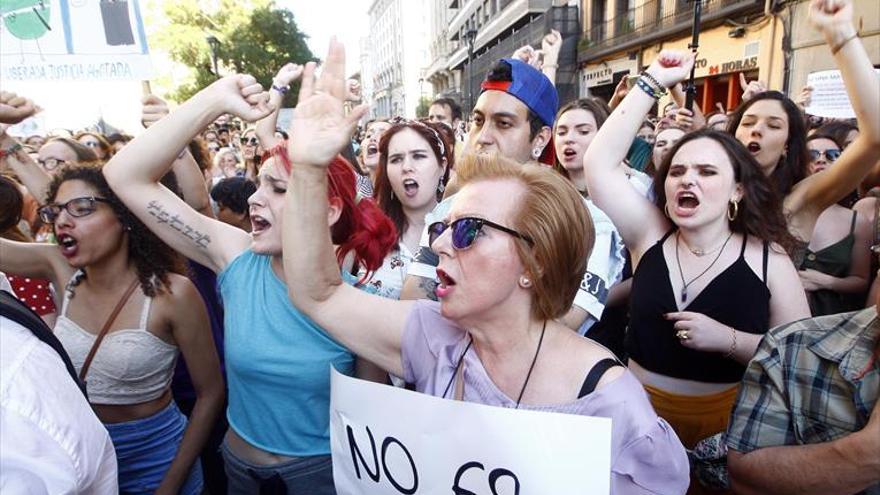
[640,71,667,94]
[636,77,665,100]
[0,142,22,160]
[272,84,289,94]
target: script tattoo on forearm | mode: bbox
[146,200,211,249]
[418,277,439,302]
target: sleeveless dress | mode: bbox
[801,211,864,316]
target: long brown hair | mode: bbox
[652,129,797,254]
[374,121,453,240]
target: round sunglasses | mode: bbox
[428,217,533,251]
[38,196,112,224]
[809,149,841,162]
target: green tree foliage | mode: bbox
[150,0,314,106]
[415,96,432,119]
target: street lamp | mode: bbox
[206,35,220,77]
[464,26,477,114]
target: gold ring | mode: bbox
[676,330,689,340]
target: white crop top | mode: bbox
[54,276,178,405]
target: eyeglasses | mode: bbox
[240,137,258,146]
[809,149,841,162]
[38,197,111,224]
[37,158,67,171]
[428,217,533,251]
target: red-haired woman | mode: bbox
[103,75,397,493]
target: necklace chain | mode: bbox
[675,231,734,304]
[442,320,547,409]
[681,236,728,257]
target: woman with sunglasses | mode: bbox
[103,70,396,492]
[799,133,871,315]
[368,120,452,299]
[727,0,880,266]
[281,40,689,494]
[75,131,113,160]
[0,165,224,494]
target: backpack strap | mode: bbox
[0,291,87,398]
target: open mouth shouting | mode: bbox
[366,143,378,157]
[250,214,271,235]
[435,269,457,298]
[561,147,578,163]
[673,191,700,217]
[746,141,762,155]
[57,233,79,258]
[402,178,420,198]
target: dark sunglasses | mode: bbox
[240,137,258,146]
[428,217,533,251]
[809,149,841,162]
[38,197,111,224]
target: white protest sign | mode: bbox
[330,368,612,495]
[804,69,880,119]
[1,0,152,82]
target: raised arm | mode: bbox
[103,78,270,272]
[283,40,413,377]
[0,238,73,291]
[255,63,303,149]
[141,95,214,217]
[583,51,694,258]
[0,92,50,203]
[786,0,880,220]
[0,133,51,203]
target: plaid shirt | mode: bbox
[727,307,879,459]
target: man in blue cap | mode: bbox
[400,58,624,334]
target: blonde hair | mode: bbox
[454,153,594,320]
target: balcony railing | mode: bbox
[579,0,762,60]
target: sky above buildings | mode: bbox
[281,0,370,76]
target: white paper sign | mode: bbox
[804,69,880,119]
[330,368,612,495]
[1,0,153,81]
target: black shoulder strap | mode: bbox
[578,358,622,398]
[762,241,770,284]
[740,233,748,257]
[0,291,87,398]
[850,210,858,234]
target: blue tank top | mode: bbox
[218,250,355,456]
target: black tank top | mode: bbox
[626,231,771,383]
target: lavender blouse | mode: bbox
[401,301,690,494]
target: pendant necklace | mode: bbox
[675,231,733,303]
[442,320,547,409]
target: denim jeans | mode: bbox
[220,440,336,495]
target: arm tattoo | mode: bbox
[146,200,211,249]
[418,276,439,302]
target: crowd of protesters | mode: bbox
[0,0,878,493]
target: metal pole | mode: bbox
[684,0,703,111]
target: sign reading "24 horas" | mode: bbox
[329,368,612,495]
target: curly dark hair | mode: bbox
[653,129,798,254]
[45,163,183,297]
[727,91,809,197]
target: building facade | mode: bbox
[365,0,429,119]
[423,0,581,116]
[786,0,879,96]
[578,0,879,114]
